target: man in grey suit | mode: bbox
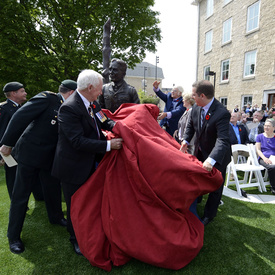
[52,69,123,255]
[0,80,76,254]
[180,80,231,225]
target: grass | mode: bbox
[1,165,275,274]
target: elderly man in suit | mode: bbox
[153,81,186,136]
[0,79,77,254]
[52,69,123,255]
[180,80,231,226]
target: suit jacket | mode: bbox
[0,99,20,142]
[183,98,231,173]
[155,89,185,136]
[52,91,116,185]
[229,123,249,145]
[0,92,63,170]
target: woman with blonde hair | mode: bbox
[174,93,195,154]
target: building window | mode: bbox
[247,1,260,33]
[222,18,232,44]
[221,59,230,81]
[224,0,232,5]
[205,30,213,53]
[220,97,227,108]
[242,95,253,110]
[244,50,257,77]
[206,0,214,18]
[204,66,210,80]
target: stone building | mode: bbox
[192,0,275,111]
[125,61,164,97]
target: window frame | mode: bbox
[242,95,253,110]
[220,97,228,108]
[246,1,260,33]
[221,59,230,82]
[222,17,232,45]
[204,66,211,80]
[244,50,257,77]
[205,30,213,53]
[206,0,214,18]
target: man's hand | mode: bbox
[110,138,123,150]
[158,112,167,120]
[180,141,188,153]
[202,160,213,172]
[153,80,161,89]
[0,145,12,157]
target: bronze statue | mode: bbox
[99,58,140,113]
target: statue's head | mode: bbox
[109,58,127,83]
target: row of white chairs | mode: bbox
[225,143,270,197]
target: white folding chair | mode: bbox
[247,143,269,191]
[226,144,264,196]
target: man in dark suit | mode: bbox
[0,80,77,254]
[180,80,231,225]
[153,81,185,136]
[52,69,123,255]
[0,82,27,199]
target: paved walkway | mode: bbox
[223,186,275,204]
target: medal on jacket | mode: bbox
[96,110,107,122]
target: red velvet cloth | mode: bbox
[71,103,223,271]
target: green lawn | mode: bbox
[1,165,275,274]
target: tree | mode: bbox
[0,0,161,100]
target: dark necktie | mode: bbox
[88,103,100,139]
[201,108,205,128]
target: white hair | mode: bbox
[77,69,103,90]
[173,86,184,94]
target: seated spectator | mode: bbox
[247,111,264,143]
[229,112,249,163]
[255,119,275,195]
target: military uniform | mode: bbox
[1,91,66,241]
[0,99,20,198]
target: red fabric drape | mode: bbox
[71,103,223,271]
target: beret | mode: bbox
[3,82,24,92]
[61,79,77,91]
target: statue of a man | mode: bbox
[99,58,140,113]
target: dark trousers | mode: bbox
[61,182,83,241]
[4,164,17,200]
[259,158,275,188]
[197,150,226,219]
[4,164,44,201]
[7,162,64,240]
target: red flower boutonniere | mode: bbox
[92,104,96,109]
[205,114,211,120]
[239,127,242,132]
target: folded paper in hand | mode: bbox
[0,153,17,167]
[269,155,275,165]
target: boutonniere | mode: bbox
[239,127,242,132]
[205,113,211,120]
[92,104,96,109]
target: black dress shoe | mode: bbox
[241,189,247,198]
[271,187,275,195]
[201,216,213,226]
[70,239,83,256]
[9,239,25,254]
[51,218,67,227]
